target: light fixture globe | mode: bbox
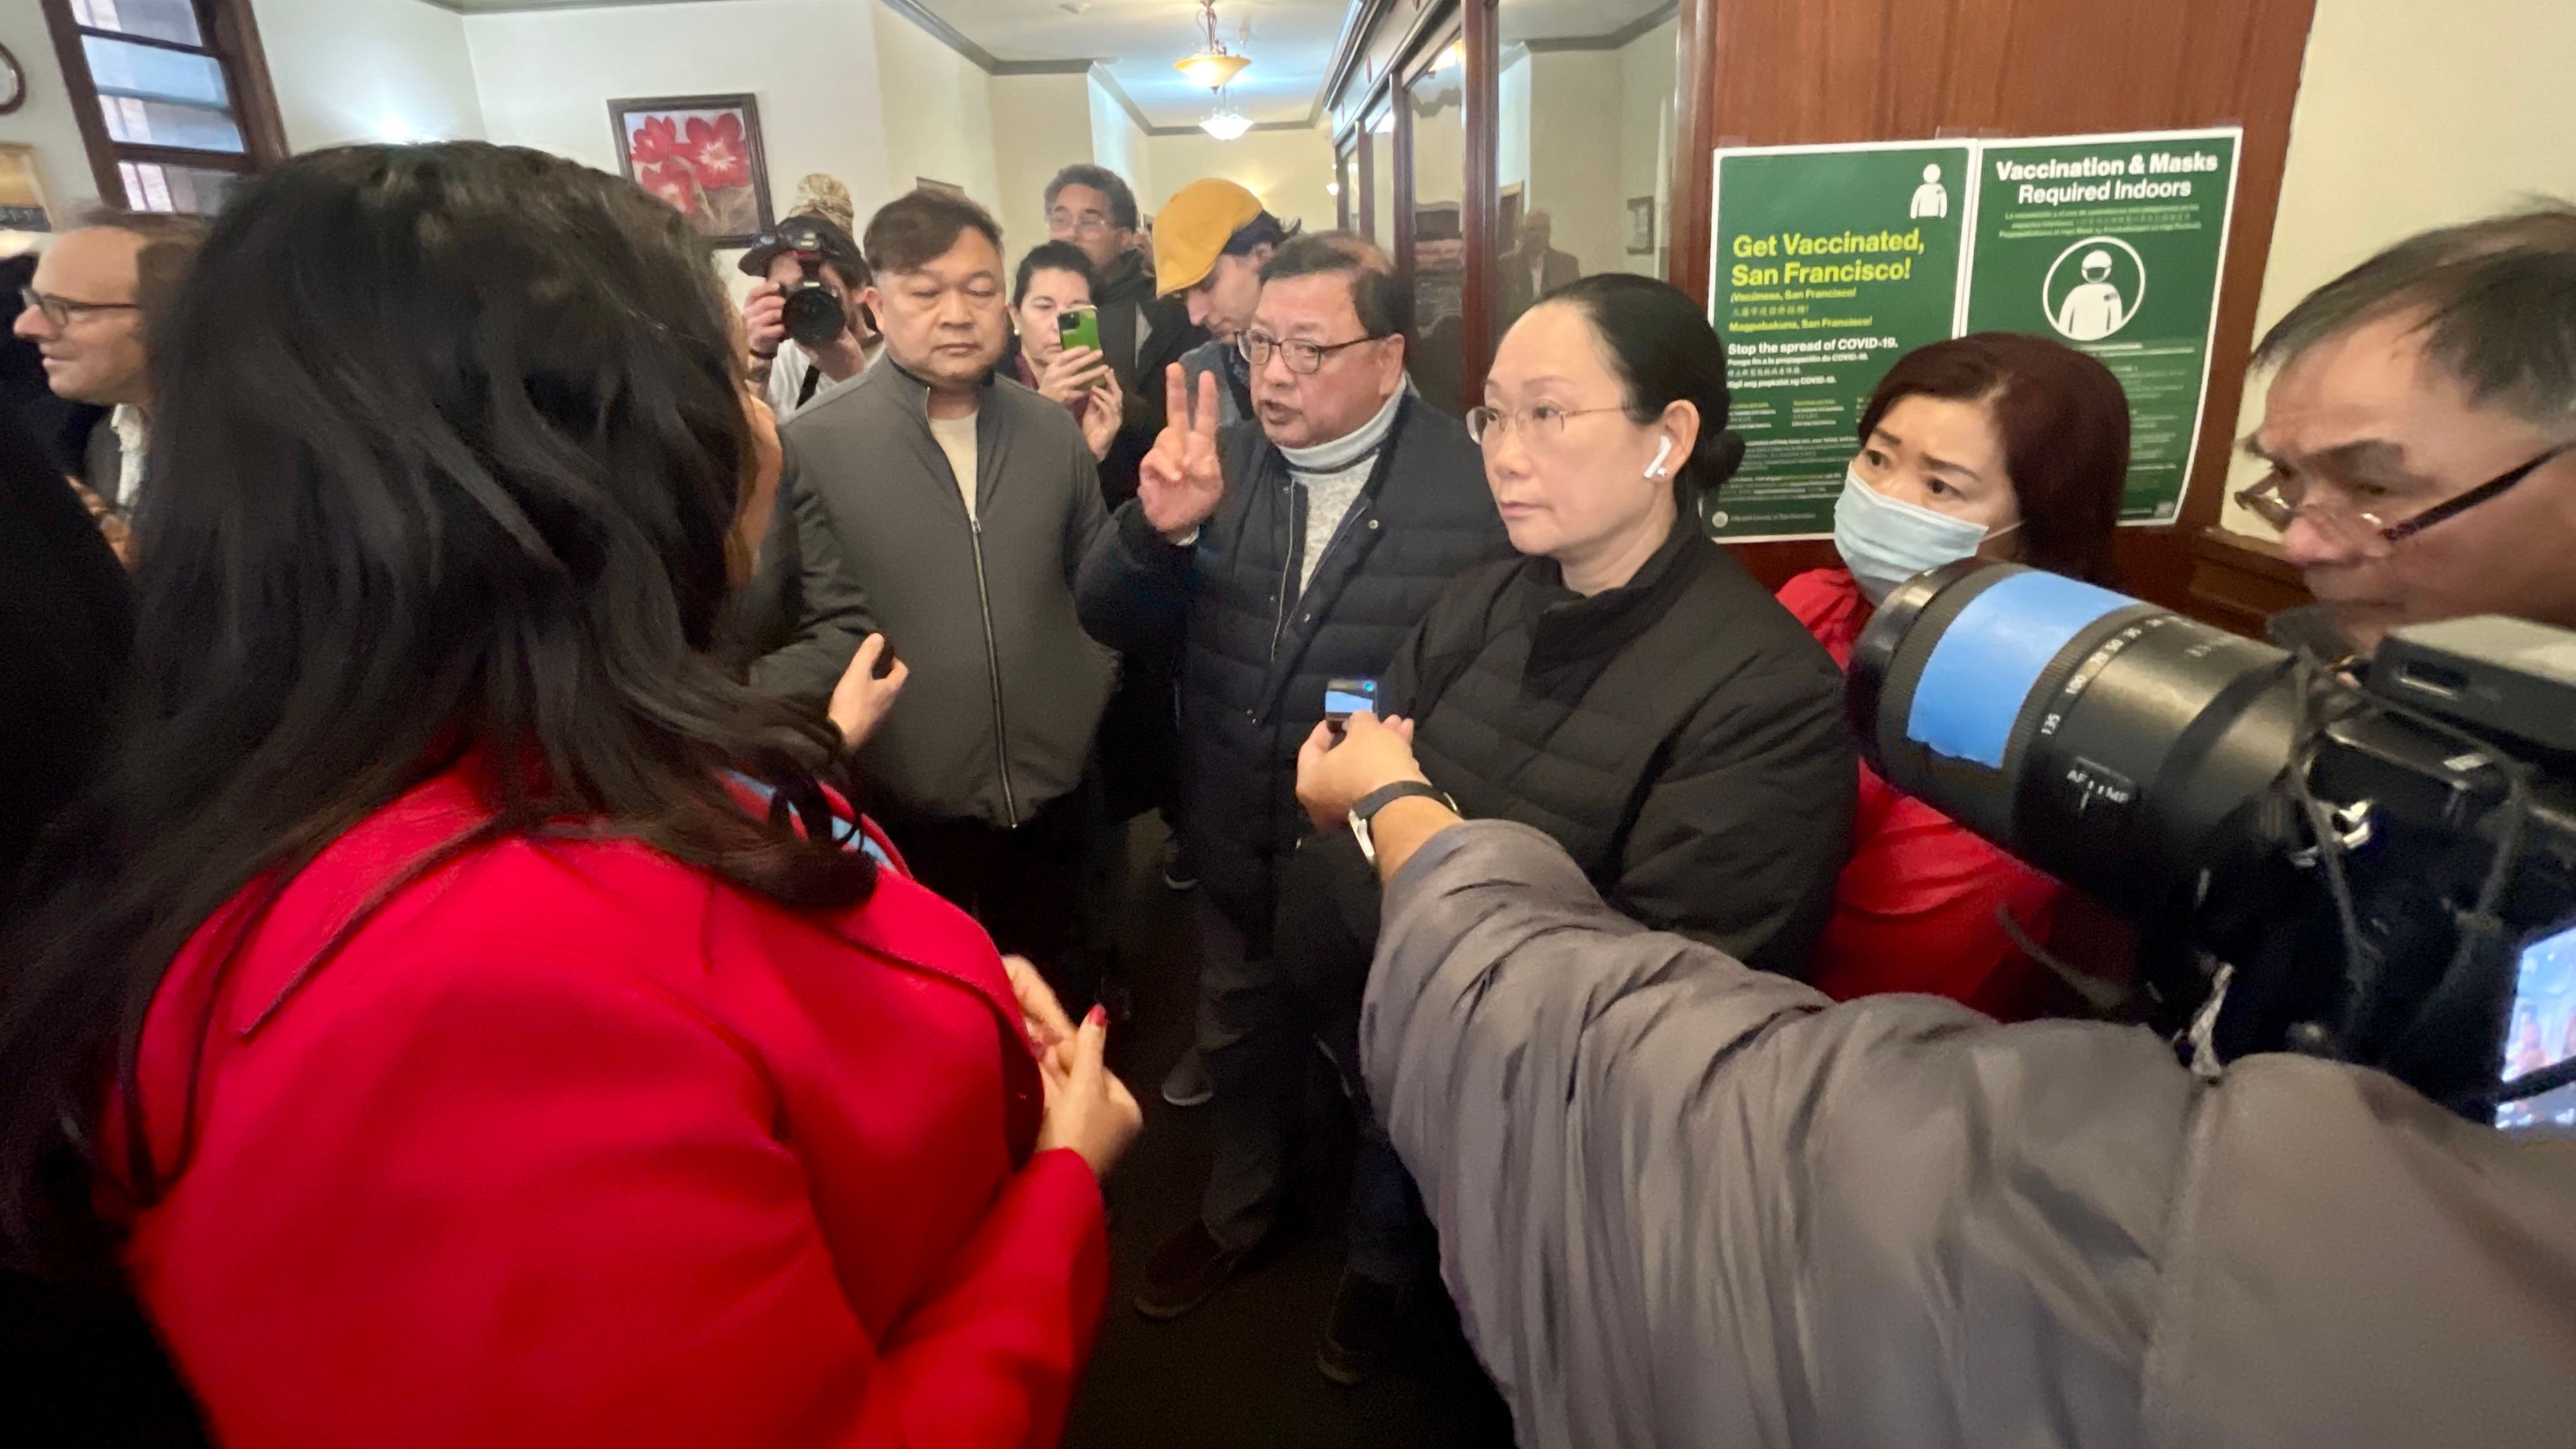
[1175,51,1252,90]
[1200,104,1252,141]
[1175,0,1252,93]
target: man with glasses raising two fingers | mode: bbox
[2237,205,2576,661]
[1076,232,1506,1333]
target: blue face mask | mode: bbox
[1833,465,2013,604]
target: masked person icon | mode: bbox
[2055,248,2129,340]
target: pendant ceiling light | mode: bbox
[1199,88,1252,141]
[1175,0,1252,92]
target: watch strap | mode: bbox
[1352,780,1448,824]
[1348,780,1454,867]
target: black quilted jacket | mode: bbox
[1383,524,1854,975]
[1075,397,1509,937]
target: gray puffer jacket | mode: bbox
[1364,819,2576,1449]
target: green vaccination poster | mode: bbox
[1964,129,2241,522]
[1704,140,1973,541]
[1705,128,2239,540]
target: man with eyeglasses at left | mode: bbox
[1076,232,1507,1358]
[13,210,204,546]
[2237,204,2576,663]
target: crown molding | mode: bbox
[1520,1,1680,54]
[877,0,1001,71]
[1144,118,1319,138]
[1083,64,1154,136]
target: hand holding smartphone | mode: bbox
[1057,306,1102,362]
[1324,678,1379,739]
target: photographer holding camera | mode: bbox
[1295,209,2576,1449]
[741,177,882,422]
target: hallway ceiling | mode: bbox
[914,0,1353,127]
[445,0,1680,129]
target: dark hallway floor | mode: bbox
[1065,822,1519,1449]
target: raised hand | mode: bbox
[1001,954,1076,1057]
[1295,712,1426,831]
[1035,345,1111,408]
[826,634,909,751]
[1035,1007,1143,1180]
[741,280,788,374]
[1079,368,1123,461]
[1136,364,1226,544]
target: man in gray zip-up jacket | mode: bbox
[757,189,1115,975]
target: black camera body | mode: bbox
[776,223,847,351]
[1850,561,2576,1126]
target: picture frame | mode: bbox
[1625,195,1657,256]
[0,143,54,233]
[608,93,775,246]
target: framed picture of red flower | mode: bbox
[608,93,775,246]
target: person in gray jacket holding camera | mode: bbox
[758,189,1114,991]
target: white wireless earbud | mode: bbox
[1646,437,1674,479]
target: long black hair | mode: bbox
[1545,273,1747,504]
[0,142,872,1290]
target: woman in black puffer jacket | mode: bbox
[1278,275,1854,1373]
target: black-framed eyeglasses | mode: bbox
[1237,329,1381,375]
[19,287,139,331]
[2234,440,2574,554]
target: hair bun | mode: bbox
[1695,429,1746,488]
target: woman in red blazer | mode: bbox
[1776,334,2131,1021]
[0,142,1135,1446]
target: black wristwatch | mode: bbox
[1348,780,1457,865]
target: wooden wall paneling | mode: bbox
[1392,79,1417,289]
[1667,0,1717,298]
[1461,0,1499,409]
[1672,0,2321,620]
[1356,125,1378,243]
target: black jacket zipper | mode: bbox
[1269,476,1304,666]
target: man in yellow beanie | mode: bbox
[1154,177,1295,433]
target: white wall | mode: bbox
[2220,0,2576,534]
[1619,18,1678,275]
[870,1,999,214]
[465,0,894,233]
[990,72,1094,264]
[1142,127,1337,236]
[251,0,485,149]
[1522,50,1623,275]
[0,2,104,213]
[1497,49,1531,196]
[1087,74,1152,218]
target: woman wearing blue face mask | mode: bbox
[1777,333,2130,1018]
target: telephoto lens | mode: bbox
[1847,560,2304,918]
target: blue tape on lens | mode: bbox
[1905,571,2134,769]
